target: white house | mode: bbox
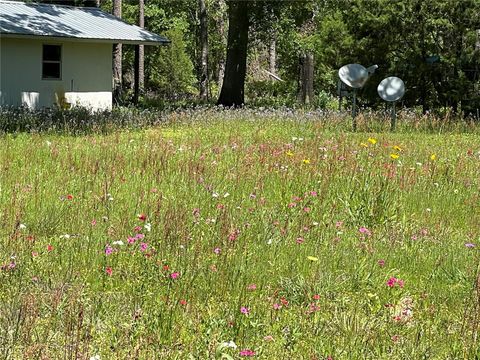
[0,0,168,110]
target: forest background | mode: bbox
[41,0,480,116]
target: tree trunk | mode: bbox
[138,0,145,92]
[217,0,227,94]
[217,1,249,107]
[269,37,276,75]
[298,53,314,104]
[112,0,122,104]
[134,45,140,104]
[476,29,480,51]
[199,0,208,101]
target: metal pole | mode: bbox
[391,101,396,131]
[352,89,357,131]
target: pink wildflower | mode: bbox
[239,349,255,357]
[134,225,142,232]
[105,245,113,255]
[359,227,372,237]
[240,306,250,315]
[105,267,113,276]
[247,284,257,290]
[387,277,405,288]
[378,259,385,267]
[273,303,282,310]
[214,247,221,254]
[138,213,147,221]
[170,272,180,280]
[228,229,239,241]
[140,242,148,252]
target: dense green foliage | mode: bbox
[1,113,480,358]
[37,0,479,113]
[99,0,479,114]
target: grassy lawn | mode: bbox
[1,114,479,359]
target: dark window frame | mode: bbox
[42,44,62,80]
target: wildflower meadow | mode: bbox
[1,110,479,359]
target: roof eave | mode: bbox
[0,33,170,46]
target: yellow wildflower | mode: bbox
[393,145,402,151]
[307,256,319,261]
[286,150,294,157]
[430,154,436,161]
[368,137,377,145]
[303,159,311,165]
[360,143,369,148]
[390,153,400,160]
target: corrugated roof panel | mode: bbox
[0,0,169,45]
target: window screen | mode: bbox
[42,45,61,79]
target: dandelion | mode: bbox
[368,137,377,145]
[286,150,294,157]
[390,153,400,160]
[430,153,436,161]
[240,306,250,315]
[392,145,402,151]
[302,158,311,164]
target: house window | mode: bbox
[42,45,62,79]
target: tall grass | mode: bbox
[0,110,479,359]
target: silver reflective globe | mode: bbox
[377,76,405,102]
[338,64,368,89]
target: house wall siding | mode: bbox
[0,38,113,110]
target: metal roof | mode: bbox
[0,0,169,45]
